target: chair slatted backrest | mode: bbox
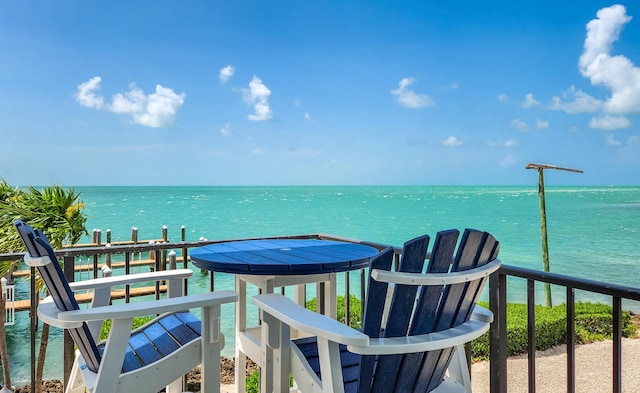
[14,220,103,373]
[359,229,499,393]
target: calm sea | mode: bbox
[5,185,640,384]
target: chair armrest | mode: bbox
[39,290,238,327]
[252,294,369,347]
[68,269,193,291]
[349,306,493,355]
[253,294,493,357]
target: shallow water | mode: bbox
[5,185,640,384]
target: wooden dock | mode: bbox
[8,285,169,312]
[12,256,190,278]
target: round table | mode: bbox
[190,238,380,393]
[190,239,379,275]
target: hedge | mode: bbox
[471,301,636,360]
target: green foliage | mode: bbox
[471,301,636,360]
[246,369,259,393]
[0,179,88,253]
[306,294,363,328]
[99,316,154,341]
[244,368,293,392]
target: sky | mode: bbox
[1,1,639,186]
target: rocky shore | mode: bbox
[12,358,257,393]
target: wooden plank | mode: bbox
[425,230,497,392]
[12,256,190,277]
[7,285,169,312]
[356,248,394,393]
[394,229,460,392]
[370,235,431,393]
[69,239,165,248]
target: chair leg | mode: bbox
[165,377,184,393]
[201,305,222,393]
[64,358,86,393]
[447,345,471,391]
[316,337,345,393]
[261,311,290,393]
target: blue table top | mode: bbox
[190,239,380,275]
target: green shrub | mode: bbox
[306,294,363,328]
[99,315,154,341]
[471,301,636,360]
[246,370,259,393]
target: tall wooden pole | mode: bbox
[526,163,583,308]
[536,168,552,307]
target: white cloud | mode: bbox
[441,136,462,146]
[589,115,631,130]
[251,147,264,155]
[522,93,540,109]
[220,123,231,136]
[114,85,185,128]
[488,140,519,148]
[304,112,311,121]
[111,84,145,114]
[536,120,549,129]
[550,85,602,114]
[497,93,509,103]
[75,77,186,128]
[219,65,235,83]
[605,134,623,146]
[76,76,105,109]
[579,5,640,114]
[511,118,530,132]
[243,76,273,121]
[391,77,435,108]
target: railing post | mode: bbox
[489,270,507,392]
[527,279,536,392]
[360,269,366,321]
[613,296,622,393]
[30,267,36,391]
[125,251,131,302]
[345,271,350,326]
[566,287,575,393]
[63,256,75,391]
[93,230,101,278]
[181,226,189,294]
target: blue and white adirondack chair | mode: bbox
[14,220,238,393]
[253,229,500,393]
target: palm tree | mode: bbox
[0,179,22,391]
[0,180,88,392]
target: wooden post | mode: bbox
[131,227,138,243]
[105,229,112,267]
[526,163,583,307]
[537,168,552,307]
[162,225,168,242]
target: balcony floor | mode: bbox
[470,336,640,392]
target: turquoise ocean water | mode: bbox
[5,185,640,384]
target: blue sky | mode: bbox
[1,1,639,186]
